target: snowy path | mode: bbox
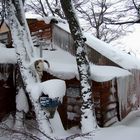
[94,126,140,140]
[49,111,69,136]
[93,110,140,140]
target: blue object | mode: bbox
[40,96,60,108]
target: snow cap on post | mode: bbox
[40,79,66,99]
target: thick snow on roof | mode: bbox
[90,64,131,82]
[43,47,131,82]
[25,13,43,20]
[43,48,78,80]
[85,32,140,70]
[56,22,140,70]
[40,79,66,98]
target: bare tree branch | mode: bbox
[106,19,140,25]
[39,0,48,17]
[44,0,55,16]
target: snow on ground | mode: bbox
[1,110,140,139]
[92,110,140,140]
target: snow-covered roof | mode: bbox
[25,13,61,24]
[25,13,43,20]
[90,65,131,82]
[85,33,140,70]
[0,43,131,82]
[43,47,131,82]
[56,22,140,70]
[8,15,140,71]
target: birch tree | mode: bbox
[5,0,54,135]
[60,0,97,133]
[1,0,97,136]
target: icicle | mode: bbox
[110,79,116,102]
[129,69,140,109]
[117,75,130,119]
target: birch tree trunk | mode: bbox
[60,0,97,133]
[5,0,53,135]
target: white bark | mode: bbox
[60,0,97,133]
[6,0,53,135]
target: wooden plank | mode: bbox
[29,26,51,32]
[28,21,52,33]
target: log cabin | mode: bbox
[0,17,140,129]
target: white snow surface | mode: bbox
[25,13,43,20]
[90,64,131,82]
[40,79,66,99]
[0,44,16,64]
[16,88,29,113]
[28,79,66,101]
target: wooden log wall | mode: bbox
[28,20,52,46]
[93,80,119,127]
